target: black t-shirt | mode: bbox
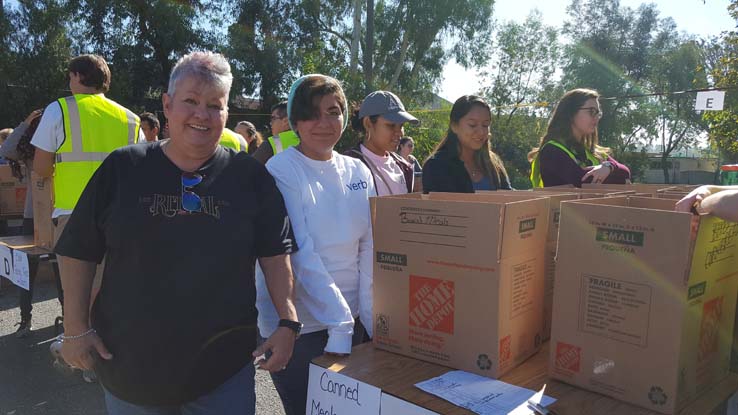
[55,142,296,406]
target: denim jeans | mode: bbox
[265,319,370,415]
[18,218,64,320]
[103,363,256,415]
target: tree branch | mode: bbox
[313,15,352,50]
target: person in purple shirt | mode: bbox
[528,88,630,188]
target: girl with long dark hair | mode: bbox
[423,95,511,192]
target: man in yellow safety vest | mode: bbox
[253,101,299,164]
[30,55,141,352]
[219,127,248,152]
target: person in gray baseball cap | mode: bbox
[345,90,420,195]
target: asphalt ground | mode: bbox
[0,263,286,415]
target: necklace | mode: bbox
[463,160,481,178]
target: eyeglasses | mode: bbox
[181,172,203,213]
[270,115,286,122]
[578,107,603,118]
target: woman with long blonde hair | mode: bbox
[529,88,630,187]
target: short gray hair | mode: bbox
[167,51,233,99]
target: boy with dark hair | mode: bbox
[139,112,160,142]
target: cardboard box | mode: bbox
[532,185,635,200]
[550,196,738,414]
[30,173,53,248]
[490,190,582,340]
[0,165,27,215]
[581,183,678,195]
[372,192,550,378]
[655,191,690,201]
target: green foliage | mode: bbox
[703,0,738,162]
[1,0,73,126]
[403,107,451,163]
[479,11,563,189]
[614,149,650,182]
[0,0,732,188]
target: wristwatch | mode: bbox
[278,319,303,338]
[601,161,614,171]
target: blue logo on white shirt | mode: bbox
[346,180,368,191]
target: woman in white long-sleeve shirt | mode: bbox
[255,74,374,415]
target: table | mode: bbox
[0,234,54,257]
[313,343,738,415]
[0,234,62,331]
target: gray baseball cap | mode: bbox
[358,91,419,125]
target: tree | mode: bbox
[704,0,738,162]
[479,11,563,188]
[1,0,73,127]
[246,0,495,106]
[65,0,205,111]
[562,0,662,151]
[648,30,708,183]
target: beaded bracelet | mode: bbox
[60,328,96,342]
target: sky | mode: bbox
[439,0,737,101]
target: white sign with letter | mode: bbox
[0,245,12,280]
[306,363,381,415]
[695,91,725,111]
[11,249,29,290]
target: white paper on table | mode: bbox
[380,392,440,414]
[11,249,29,290]
[415,371,556,415]
[0,245,12,280]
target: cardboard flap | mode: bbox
[500,198,550,259]
[565,196,679,212]
[534,184,576,191]
[582,183,678,194]
[657,192,689,200]
[427,192,545,203]
[626,196,680,211]
[373,195,503,264]
[558,198,694,279]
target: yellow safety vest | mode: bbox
[267,130,300,155]
[55,94,139,209]
[530,140,599,188]
[220,128,247,152]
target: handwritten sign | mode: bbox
[380,393,439,414]
[695,91,725,111]
[306,364,381,415]
[0,245,12,280]
[11,249,29,290]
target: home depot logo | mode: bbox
[500,335,512,362]
[698,296,723,362]
[408,275,454,334]
[595,227,644,247]
[555,342,581,373]
[519,218,536,233]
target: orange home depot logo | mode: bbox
[500,335,512,362]
[555,342,581,373]
[408,275,455,334]
[698,296,724,362]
